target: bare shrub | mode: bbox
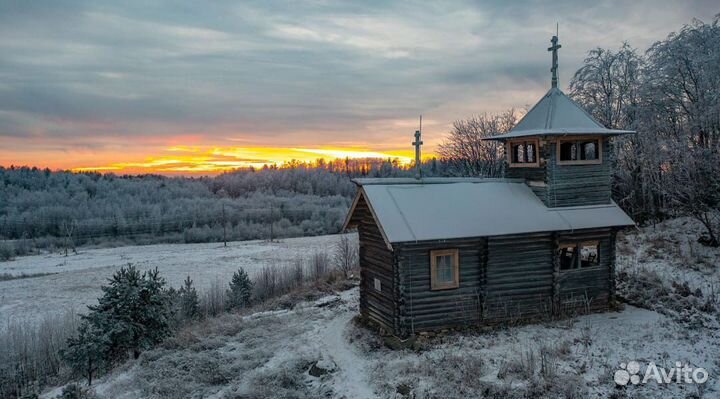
[253,250,340,306]
[311,251,331,281]
[200,277,226,317]
[0,311,79,398]
[333,234,358,277]
[254,265,280,302]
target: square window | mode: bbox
[559,241,600,270]
[373,277,381,291]
[558,138,602,164]
[431,249,459,290]
[508,139,539,167]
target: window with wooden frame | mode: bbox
[558,241,600,270]
[507,139,540,168]
[430,249,459,290]
[557,137,602,165]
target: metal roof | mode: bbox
[352,177,522,185]
[345,180,634,244]
[484,88,634,141]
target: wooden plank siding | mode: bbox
[545,138,612,207]
[348,194,397,333]
[394,238,485,335]
[484,232,555,322]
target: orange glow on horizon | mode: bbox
[69,146,426,175]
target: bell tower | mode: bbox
[483,32,635,207]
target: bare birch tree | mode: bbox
[437,109,517,177]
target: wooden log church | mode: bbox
[342,34,635,338]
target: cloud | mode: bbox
[0,0,717,172]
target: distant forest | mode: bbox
[2,16,719,257]
[0,159,456,257]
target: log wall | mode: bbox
[545,138,612,207]
[484,232,555,321]
[394,238,485,335]
[349,194,397,332]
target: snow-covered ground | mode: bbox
[0,234,348,327]
[618,217,720,299]
[45,285,718,399]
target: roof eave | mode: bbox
[482,129,636,141]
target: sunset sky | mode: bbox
[0,1,716,175]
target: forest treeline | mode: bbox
[0,158,456,258]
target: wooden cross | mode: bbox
[548,34,561,88]
[413,130,423,179]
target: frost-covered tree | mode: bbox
[227,268,253,310]
[179,275,200,320]
[569,16,720,243]
[664,149,720,246]
[437,110,516,177]
[569,43,643,130]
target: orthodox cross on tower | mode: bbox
[412,117,423,179]
[548,27,561,88]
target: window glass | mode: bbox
[431,249,459,290]
[513,144,525,163]
[560,139,600,162]
[526,143,536,163]
[559,245,576,270]
[580,243,599,267]
[560,142,575,161]
[580,141,598,160]
[436,255,455,283]
[510,141,538,165]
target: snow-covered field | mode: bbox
[0,234,348,327]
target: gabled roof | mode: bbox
[343,179,634,244]
[484,88,634,141]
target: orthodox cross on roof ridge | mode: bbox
[412,115,423,179]
[548,24,561,88]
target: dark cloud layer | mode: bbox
[0,0,717,151]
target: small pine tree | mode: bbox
[60,320,108,386]
[165,286,182,329]
[227,268,253,310]
[85,264,171,361]
[179,275,199,320]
